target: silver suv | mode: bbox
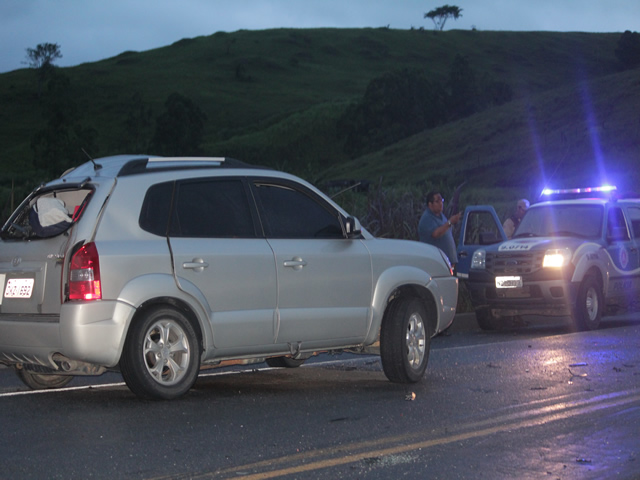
[0,155,458,399]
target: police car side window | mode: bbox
[627,207,640,239]
[607,207,629,240]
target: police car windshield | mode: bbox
[514,204,603,239]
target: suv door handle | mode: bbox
[182,258,209,272]
[283,257,307,270]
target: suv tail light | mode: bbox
[68,243,102,300]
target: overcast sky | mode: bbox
[1,0,638,73]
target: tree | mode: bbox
[337,68,446,157]
[118,92,154,153]
[447,54,478,119]
[25,43,62,97]
[150,93,207,156]
[31,70,98,176]
[424,5,463,31]
[615,30,640,69]
[25,43,62,69]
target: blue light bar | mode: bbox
[541,185,617,196]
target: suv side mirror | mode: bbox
[344,216,362,238]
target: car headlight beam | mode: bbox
[543,248,572,268]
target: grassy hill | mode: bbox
[1,27,636,221]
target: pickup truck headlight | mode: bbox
[471,249,486,269]
[543,248,572,268]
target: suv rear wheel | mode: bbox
[120,306,201,400]
[380,297,430,383]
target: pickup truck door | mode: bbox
[456,205,507,278]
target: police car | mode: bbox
[456,187,640,330]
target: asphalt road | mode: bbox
[0,313,639,479]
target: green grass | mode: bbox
[320,67,640,210]
[1,27,636,219]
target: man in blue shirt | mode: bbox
[418,191,461,269]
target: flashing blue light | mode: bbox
[541,185,617,196]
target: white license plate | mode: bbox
[4,278,35,299]
[495,276,522,289]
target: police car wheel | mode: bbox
[475,308,496,330]
[573,275,603,331]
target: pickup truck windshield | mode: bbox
[514,204,604,239]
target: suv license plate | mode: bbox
[495,276,522,289]
[4,278,35,299]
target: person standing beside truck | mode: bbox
[502,198,530,239]
[418,191,461,268]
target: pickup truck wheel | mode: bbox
[120,306,201,400]
[573,276,603,331]
[15,367,74,390]
[266,357,306,368]
[475,308,497,330]
[380,297,430,384]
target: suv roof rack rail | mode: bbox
[117,156,269,177]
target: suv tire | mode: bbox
[120,306,201,400]
[573,275,603,331]
[15,367,74,390]
[380,297,430,383]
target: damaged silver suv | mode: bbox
[0,155,458,399]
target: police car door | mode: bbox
[605,205,640,297]
[456,206,507,278]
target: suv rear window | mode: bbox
[2,188,93,240]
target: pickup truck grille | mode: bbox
[486,251,544,275]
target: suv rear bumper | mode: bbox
[0,300,135,370]
[466,274,579,317]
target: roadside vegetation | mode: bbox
[1,27,639,235]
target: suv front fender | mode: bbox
[366,266,457,345]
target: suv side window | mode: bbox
[140,179,255,238]
[253,182,344,239]
[139,182,173,235]
[171,179,255,238]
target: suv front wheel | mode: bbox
[120,306,201,400]
[380,297,430,383]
